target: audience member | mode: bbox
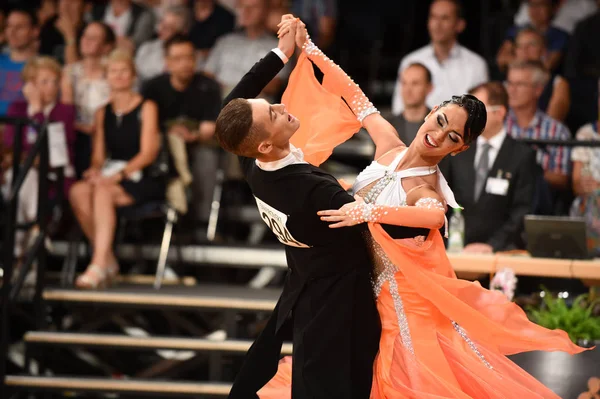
[203,0,290,101]
[2,56,76,259]
[441,82,537,253]
[0,8,6,51]
[0,8,39,116]
[69,50,163,289]
[39,0,87,65]
[391,0,488,115]
[504,60,571,191]
[90,0,156,53]
[497,0,569,74]
[514,0,597,34]
[514,27,570,121]
[266,0,289,34]
[389,63,432,145]
[570,120,600,256]
[142,35,221,227]
[564,1,600,130]
[135,5,191,82]
[62,22,115,178]
[189,0,235,61]
[291,0,337,49]
[37,0,58,29]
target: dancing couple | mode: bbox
[217,16,587,399]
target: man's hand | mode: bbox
[277,15,297,59]
[168,124,197,142]
[82,167,101,183]
[22,82,42,113]
[462,243,493,254]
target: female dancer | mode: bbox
[258,18,587,398]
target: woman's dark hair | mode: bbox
[438,94,487,144]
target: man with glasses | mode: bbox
[504,60,571,193]
[441,82,537,253]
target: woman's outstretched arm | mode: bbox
[292,23,404,158]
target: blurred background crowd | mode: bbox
[0,0,599,290]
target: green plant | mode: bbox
[527,288,600,344]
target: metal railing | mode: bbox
[0,116,51,397]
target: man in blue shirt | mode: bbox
[0,8,38,116]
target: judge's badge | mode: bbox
[254,196,311,248]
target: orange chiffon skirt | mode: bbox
[257,229,588,399]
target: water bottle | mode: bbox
[447,208,464,253]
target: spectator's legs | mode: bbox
[88,183,133,268]
[69,181,96,241]
[190,145,219,237]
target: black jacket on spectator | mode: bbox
[225,52,380,399]
[142,73,221,135]
[39,16,86,65]
[440,135,537,251]
[189,4,235,51]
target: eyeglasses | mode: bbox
[504,80,536,89]
[486,105,503,112]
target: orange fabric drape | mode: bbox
[283,53,362,167]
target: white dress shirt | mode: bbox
[256,144,307,171]
[391,43,488,115]
[104,5,132,37]
[474,128,507,171]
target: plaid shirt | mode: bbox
[505,109,572,175]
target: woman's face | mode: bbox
[80,23,107,57]
[413,104,470,158]
[35,68,60,105]
[107,60,134,90]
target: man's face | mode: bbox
[515,31,545,62]
[506,68,541,109]
[400,66,432,108]
[472,88,505,133]
[166,42,196,81]
[5,12,36,51]
[527,0,553,27]
[248,99,300,155]
[427,0,463,45]
[237,0,267,30]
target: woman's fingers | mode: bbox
[317,210,344,217]
[320,215,346,222]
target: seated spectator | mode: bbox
[514,27,570,121]
[505,60,571,191]
[203,0,290,101]
[0,8,6,51]
[570,120,600,256]
[389,63,432,145]
[62,22,115,178]
[0,8,39,116]
[135,5,191,83]
[69,50,163,289]
[189,0,235,61]
[514,0,597,34]
[564,1,600,130]
[391,0,488,115]
[2,56,76,259]
[496,0,569,74]
[39,0,87,65]
[441,82,537,253]
[91,0,156,54]
[291,0,336,49]
[142,35,221,229]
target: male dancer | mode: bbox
[217,19,380,398]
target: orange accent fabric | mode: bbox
[284,53,361,167]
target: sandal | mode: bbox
[75,264,118,290]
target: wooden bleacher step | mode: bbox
[24,331,293,354]
[43,284,280,310]
[4,375,231,396]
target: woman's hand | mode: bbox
[579,176,600,195]
[22,82,42,113]
[318,195,366,228]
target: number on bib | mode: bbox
[254,196,310,248]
